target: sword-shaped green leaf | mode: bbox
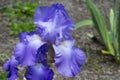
[109,9,114,34]
[116,6,120,61]
[75,20,94,29]
[86,0,114,55]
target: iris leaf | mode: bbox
[75,20,94,29]
[86,0,114,55]
[116,6,120,61]
[109,9,114,34]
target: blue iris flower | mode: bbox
[4,4,86,80]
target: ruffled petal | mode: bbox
[14,32,46,67]
[25,64,54,80]
[14,42,26,64]
[22,33,46,66]
[4,56,18,80]
[34,6,50,22]
[53,40,86,77]
[34,4,74,44]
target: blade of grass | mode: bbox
[86,0,114,55]
[75,20,94,29]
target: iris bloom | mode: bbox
[4,4,86,80]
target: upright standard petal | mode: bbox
[34,4,74,44]
[25,64,54,80]
[4,56,18,80]
[53,40,86,77]
[14,32,46,66]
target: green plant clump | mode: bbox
[75,0,120,62]
[76,0,120,62]
[0,72,8,80]
[4,1,39,36]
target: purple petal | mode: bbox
[21,34,45,66]
[36,43,49,63]
[53,40,86,77]
[4,56,18,80]
[14,42,26,64]
[34,6,50,22]
[25,64,54,80]
[19,32,28,42]
[34,4,74,44]
[14,32,46,67]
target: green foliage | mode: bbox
[0,72,8,80]
[75,20,94,29]
[4,1,39,36]
[0,53,9,61]
[116,4,120,61]
[0,53,9,80]
[85,0,120,62]
[86,0,114,56]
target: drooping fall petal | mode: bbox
[25,64,54,80]
[53,40,86,77]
